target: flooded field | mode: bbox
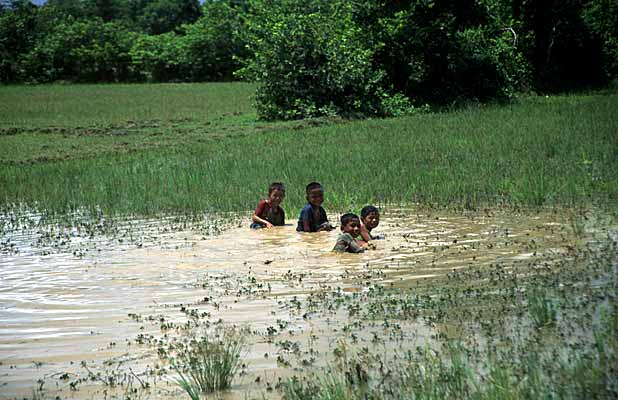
[1,208,616,399]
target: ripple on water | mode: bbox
[0,208,598,399]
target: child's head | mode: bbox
[305,182,324,207]
[268,182,285,207]
[360,205,380,230]
[340,213,361,236]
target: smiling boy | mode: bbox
[296,182,334,232]
[333,213,365,253]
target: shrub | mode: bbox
[20,17,138,83]
[239,0,386,120]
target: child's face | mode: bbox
[342,218,361,236]
[269,189,285,207]
[362,212,380,230]
[307,188,324,207]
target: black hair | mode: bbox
[340,213,360,228]
[305,182,323,194]
[268,182,285,194]
[360,205,379,218]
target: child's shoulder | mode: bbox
[256,198,269,207]
[337,232,353,241]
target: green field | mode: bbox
[1,83,617,399]
[1,83,617,217]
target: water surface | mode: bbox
[0,209,588,398]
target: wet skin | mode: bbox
[269,189,285,208]
[362,212,380,230]
[307,189,324,208]
[342,219,361,237]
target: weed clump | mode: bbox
[171,327,246,398]
[527,288,558,328]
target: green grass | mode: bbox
[1,84,617,218]
[0,82,256,127]
[171,328,245,398]
[526,288,558,328]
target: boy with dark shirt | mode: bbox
[296,182,334,232]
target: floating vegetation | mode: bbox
[1,208,616,399]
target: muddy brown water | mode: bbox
[0,209,592,399]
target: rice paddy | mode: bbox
[0,83,617,399]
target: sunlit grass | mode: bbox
[0,82,256,127]
[0,85,617,218]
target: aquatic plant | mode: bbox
[526,288,558,328]
[171,327,245,398]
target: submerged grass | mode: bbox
[281,235,618,400]
[1,85,617,218]
[282,308,618,400]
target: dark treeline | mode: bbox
[1,0,617,119]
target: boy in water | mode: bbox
[333,213,365,253]
[296,182,334,232]
[251,182,286,229]
[359,205,381,242]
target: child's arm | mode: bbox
[347,237,365,253]
[333,234,364,253]
[359,224,372,242]
[253,214,273,228]
[316,207,333,231]
[252,201,273,228]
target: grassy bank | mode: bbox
[1,84,617,217]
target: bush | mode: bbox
[20,17,138,83]
[240,0,531,119]
[239,0,387,120]
[129,31,184,82]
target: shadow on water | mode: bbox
[0,208,613,399]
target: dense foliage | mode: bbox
[1,0,617,118]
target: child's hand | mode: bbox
[318,222,334,231]
[265,221,274,228]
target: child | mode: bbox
[359,205,380,242]
[251,182,285,229]
[333,213,365,253]
[296,182,334,232]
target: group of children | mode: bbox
[251,182,380,253]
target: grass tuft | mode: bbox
[171,327,245,398]
[526,288,558,328]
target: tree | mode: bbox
[137,0,201,34]
[582,0,618,80]
[21,17,138,82]
[519,0,606,91]
[0,0,38,82]
[178,0,247,81]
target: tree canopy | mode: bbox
[1,0,617,119]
